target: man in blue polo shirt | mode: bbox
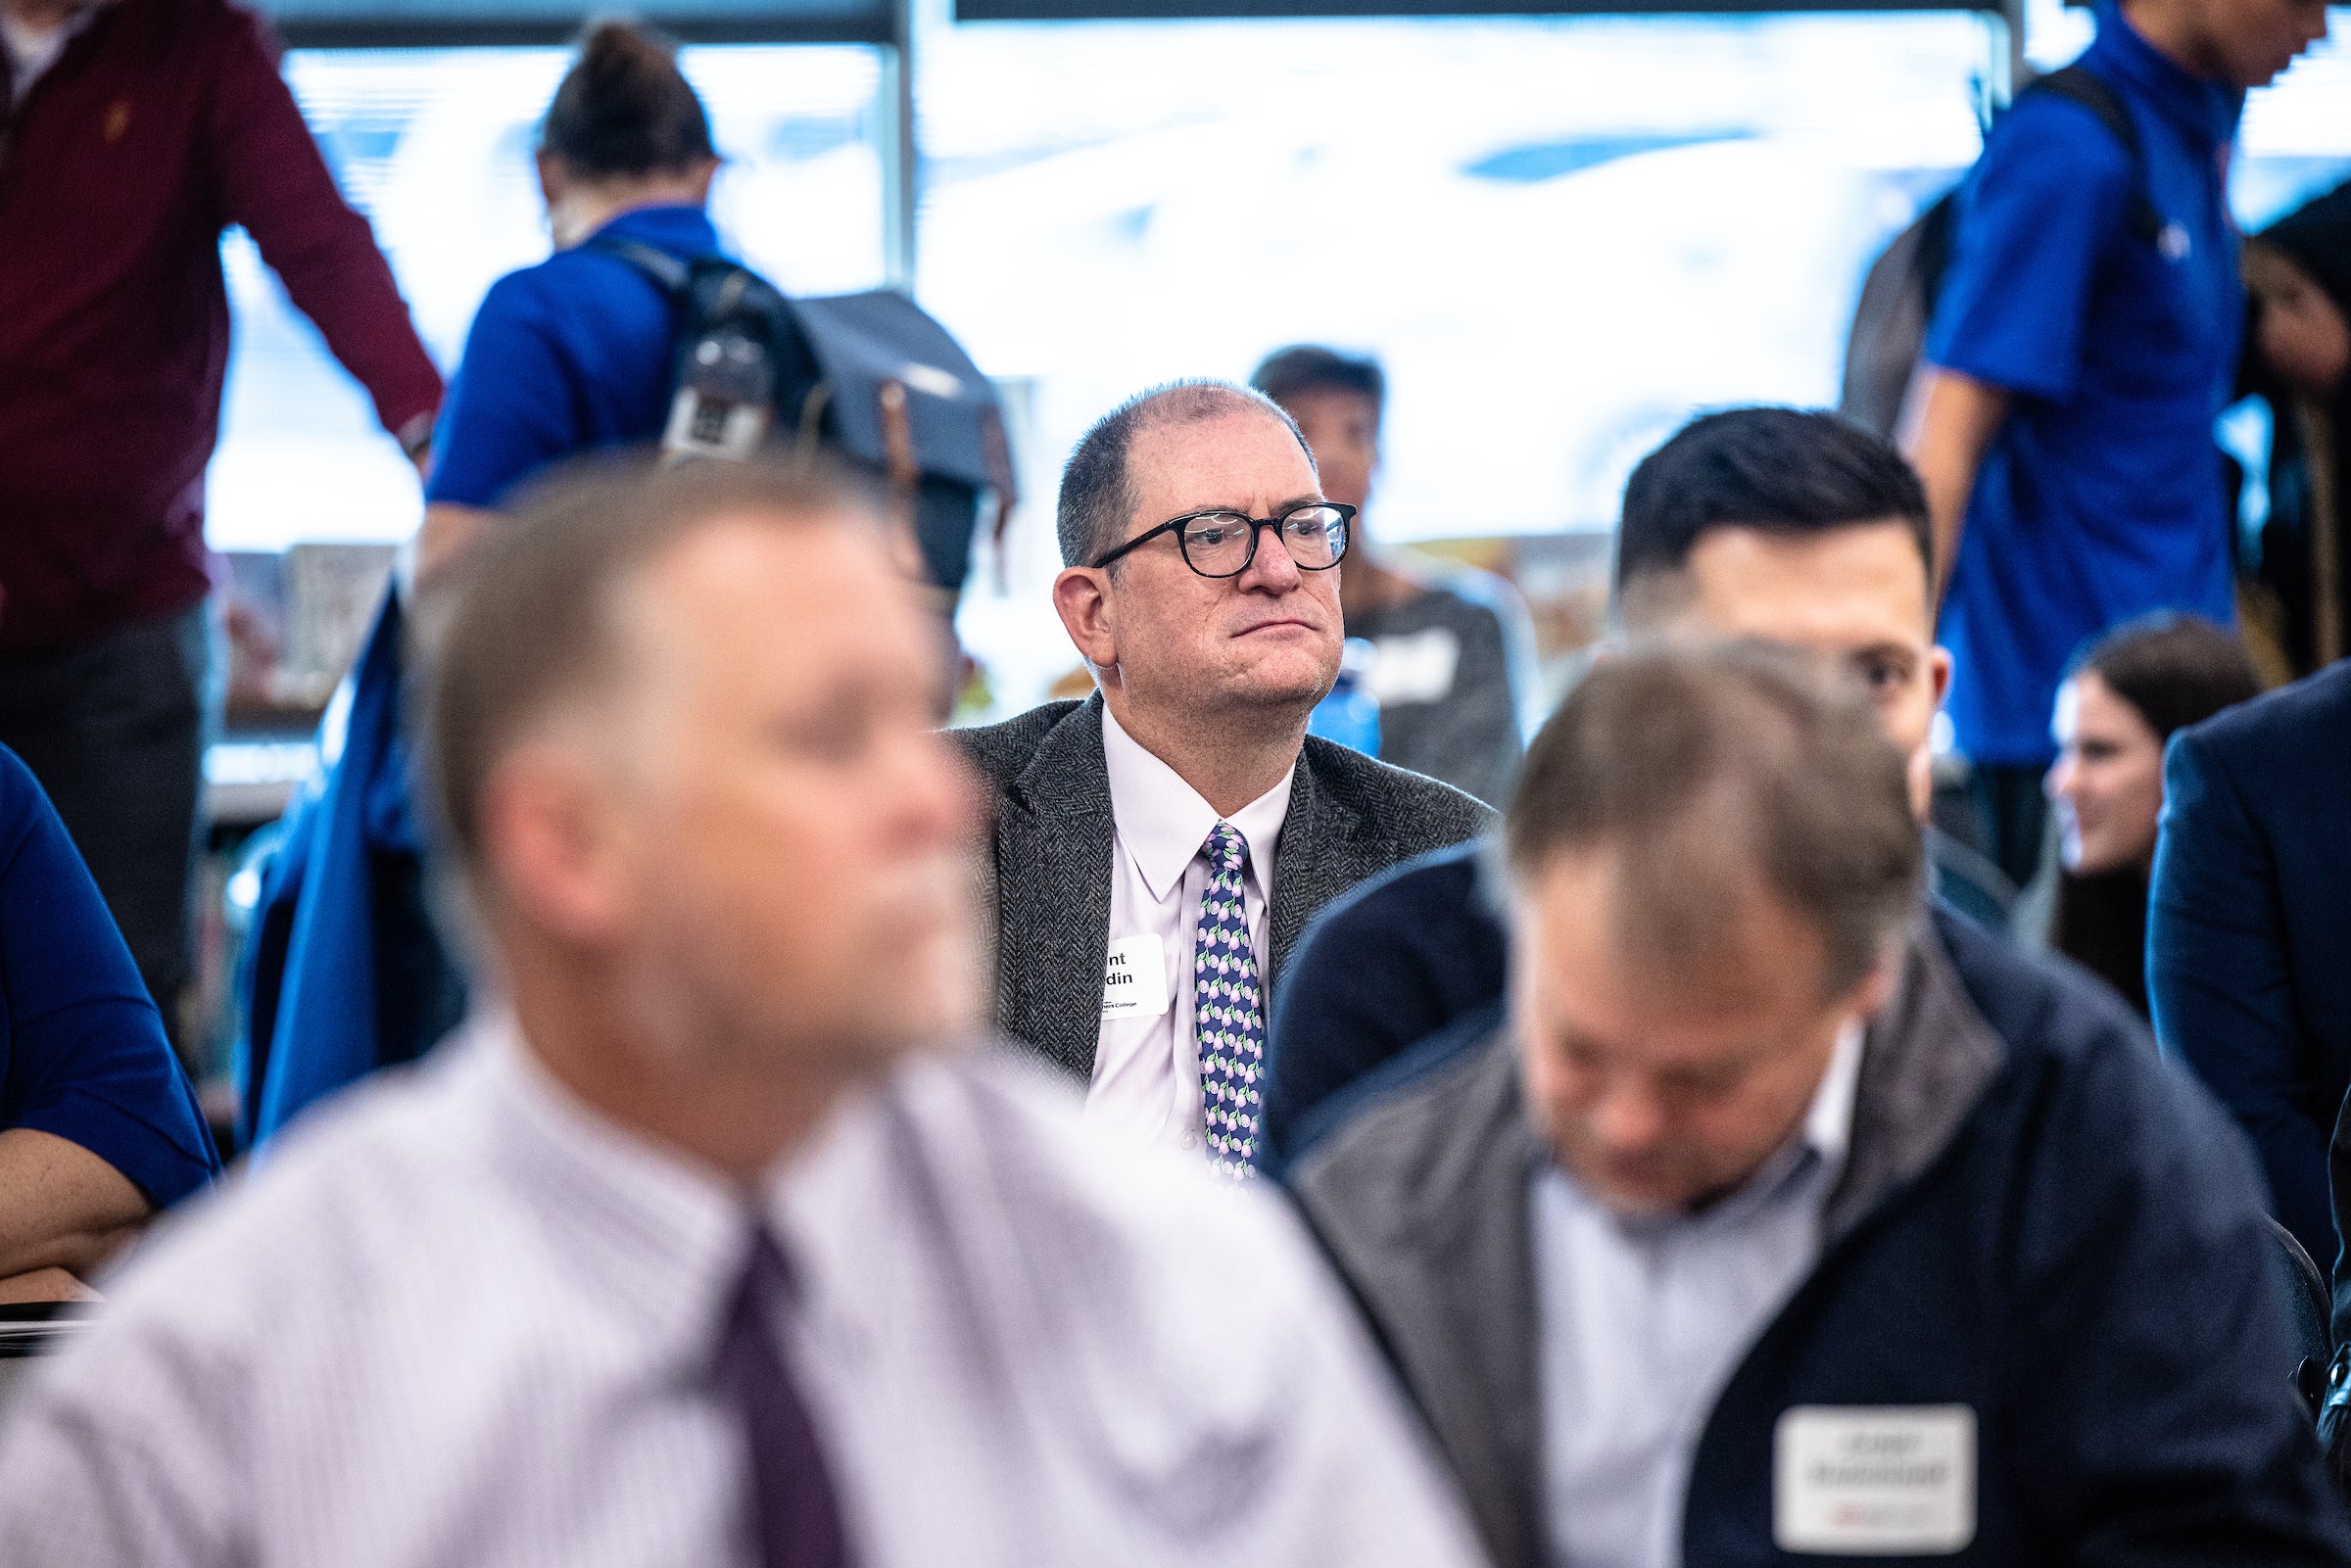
[1909,0,2328,887]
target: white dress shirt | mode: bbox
[1533,1022,1865,1568]
[0,1015,1485,1568]
[1089,701,1291,1154]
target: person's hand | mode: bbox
[397,411,438,484]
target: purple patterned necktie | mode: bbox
[1195,821,1267,1179]
[717,1228,853,1568]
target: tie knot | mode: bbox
[732,1225,796,1315]
[1200,820,1247,875]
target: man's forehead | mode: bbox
[613,511,897,672]
[1127,406,1319,509]
[1681,521,1932,638]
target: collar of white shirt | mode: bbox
[1696,1015,1864,1223]
[477,1012,899,1377]
[1794,1016,1864,1187]
[1098,699,1293,902]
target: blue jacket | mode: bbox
[2149,663,2351,1276]
[237,594,460,1146]
[1263,834,2013,1180]
[0,746,216,1206]
[1290,908,2349,1566]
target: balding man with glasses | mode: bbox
[959,381,1490,1177]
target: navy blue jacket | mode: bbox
[0,746,216,1207]
[237,594,463,1146]
[1292,907,2350,1567]
[2149,662,2351,1276]
[1259,840,1504,1178]
[1264,833,2012,1180]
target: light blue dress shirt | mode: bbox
[1533,1023,1862,1568]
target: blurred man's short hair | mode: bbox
[421,454,885,888]
[1504,641,1922,999]
[1249,346,1386,421]
[1055,380,1309,570]
[1615,408,1931,618]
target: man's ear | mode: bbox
[1928,643,1953,711]
[535,149,565,213]
[1051,566,1119,676]
[477,742,630,949]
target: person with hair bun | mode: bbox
[417,20,722,576]
[240,23,728,1143]
[2042,612,2259,1018]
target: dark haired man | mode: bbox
[956,380,1489,1177]
[0,458,1489,1565]
[1288,641,2349,1568]
[1261,406,1977,1175]
[1250,346,1534,805]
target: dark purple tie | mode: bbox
[717,1228,854,1568]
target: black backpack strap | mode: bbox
[2025,64,2166,247]
[582,234,695,295]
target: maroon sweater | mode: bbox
[0,0,442,650]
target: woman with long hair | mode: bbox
[2044,613,2259,1017]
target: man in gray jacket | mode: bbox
[958,381,1489,1175]
[1289,641,2346,1568]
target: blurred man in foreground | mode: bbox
[1290,642,2350,1568]
[0,459,1486,1567]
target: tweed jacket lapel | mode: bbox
[1267,750,1367,990]
[992,696,1117,1080]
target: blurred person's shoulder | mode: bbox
[2180,659,2351,772]
[898,1042,1378,1354]
[14,1034,509,1382]
[0,1035,517,1505]
[891,1043,1488,1559]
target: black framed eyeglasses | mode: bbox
[1090,502,1355,579]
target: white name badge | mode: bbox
[1773,1405,1976,1555]
[1367,627,1462,706]
[1100,934,1169,1022]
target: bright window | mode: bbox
[920,13,1999,550]
[208,44,888,552]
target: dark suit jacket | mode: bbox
[2148,662,2351,1279]
[954,694,1494,1079]
[1289,910,2346,1568]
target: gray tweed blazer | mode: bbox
[954,693,1495,1080]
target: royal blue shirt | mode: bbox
[1926,8,2244,766]
[0,746,216,1209]
[426,206,720,509]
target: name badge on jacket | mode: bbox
[1773,1404,1975,1555]
[1100,934,1169,1021]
